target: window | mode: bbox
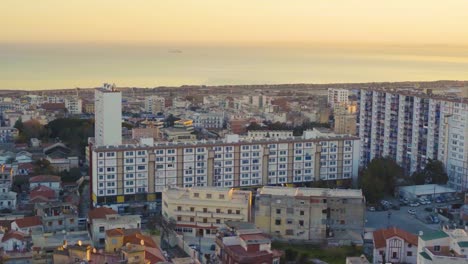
[299,220,304,226]
[407,252,412,257]
[190,217,194,222]
[99,226,105,233]
[392,252,397,259]
[177,216,181,221]
[276,209,281,214]
[219,194,225,199]
[216,219,221,224]
[433,245,440,252]
[194,193,199,198]
[236,210,240,214]
[300,210,304,216]
[287,219,293,224]
[275,219,281,225]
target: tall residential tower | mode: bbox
[94,83,122,146]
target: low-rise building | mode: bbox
[255,186,365,244]
[215,222,282,264]
[372,227,418,264]
[0,191,17,210]
[0,127,18,143]
[162,186,252,238]
[87,207,141,247]
[64,97,82,115]
[29,175,61,196]
[35,202,79,232]
[417,228,468,264]
[11,216,43,234]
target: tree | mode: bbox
[33,159,54,175]
[412,159,448,185]
[14,118,24,132]
[165,114,180,127]
[59,167,82,183]
[358,157,405,203]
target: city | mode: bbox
[0,81,467,263]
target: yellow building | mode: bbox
[334,102,357,135]
[162,186,252,237]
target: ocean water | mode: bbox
[1,43,467,90]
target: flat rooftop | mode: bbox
[258,186,363,198]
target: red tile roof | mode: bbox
[239,233,270,242]
[14,216,42,228]
[124,233,157,248]
[2,231,25,242]
[29,175,61,183]
[373,227,418,249]
[30,185,56,200]
[145,247,166,264]
[88,207,117,220]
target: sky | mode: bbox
[2,0,468,45]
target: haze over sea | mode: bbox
[1,43,468,90]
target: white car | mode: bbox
[408,209,416,215]
[409,202,420,207]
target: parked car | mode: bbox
[435,197,443,203]
[408,209,416,215]
[430,215,440,224]
[409,202,420,207]
[368,206,376,212]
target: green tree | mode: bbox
[33,158,54,175]
[358,157,405,203]
[45,118,94,158]
[412,159,448,185]
[14,118,24,132]
[59,167,82,183]
[165,114,180,127]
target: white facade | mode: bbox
[145,95,165,114]
[90,214,141,247]
[438,101,468,191]
[94,83,122,146]
[91,129,360,209]
[328,88,349,108]
[64,97,82,115]
[190,112,225,129]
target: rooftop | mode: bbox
[14,216,42,228]
[258,186,363,198]
[373,227,418,249]
[29,175,61,183]
[88,206,117,220]
[420,230,449,241]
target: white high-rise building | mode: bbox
[145,95,165,114]
[438,100,468,191]
[358,88,468,189]
[94,83,122,146]
[328,88,349,108]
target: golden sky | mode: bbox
[2,0,468,45]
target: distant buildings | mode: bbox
[64,97,82,115]
[255,186,365,244]
[0,127,18,143]
[145,95,165,114]
[29,175,61,196]
[372,227,418,264]
[334,102,357,135]
[94,83,122,146]
[35,202,79,232]
[328,88,349,108]
[162,186,252,238]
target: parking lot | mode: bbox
[365,198,461,234]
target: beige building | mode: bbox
[334,103,357,135]
[162,186,252,237]
[132,127,160,141]
[255,186,365,244]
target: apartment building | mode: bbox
[64,97,82,115]
[255,186,365,244]
[90,129,360,212]
[35,202,79,232]
[357,88,468,184]
[162,186,251,237]
[94,83,122,146]
[417,229,468,264]
[438,100,468,191]
[328,88,349,108]
[145,95,165,114]
[189,111,225,129]
[334,103,357,135]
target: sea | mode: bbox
[1,43,467,90]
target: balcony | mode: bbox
[213,213,245,220]
[196,222,213,228]
[176,210,196,217]
[196,212,213,218]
